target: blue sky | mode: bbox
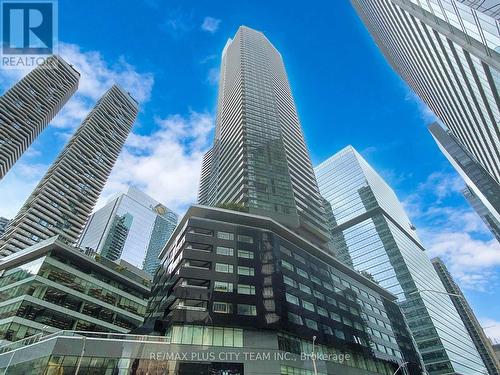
[0,0,499,341]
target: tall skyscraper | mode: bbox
[198,26,330,247]
[78,187,178,275]
[0,85,138,257]
[0,55,80,179]
[429,122,500,242]
[350,0,500,220]
[432,257,500,375]
[315,146,488,375]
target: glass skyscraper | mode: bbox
[351,0,499,183]
[432,257,500,375]
[78,187,178,275]
[315,146,487,375]
[198,26,330,247]
[0,85,138,257]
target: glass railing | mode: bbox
[0,330,170,355]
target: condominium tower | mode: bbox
[198,26,330,247]
[0,85,138,257]
[315,146,487,375]
[78,187,178,275]
[432,257,500,375]
[0,55,79,179]
[351,0,500,235]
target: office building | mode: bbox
[0,55,79,179]
[198,26,330,247]
[0,217,9,238]
[142,205,424,375]
[351,0,500,212]
[456,0,500,19]
[0,85,138,257]
[315,146,487,374]
[432,257,500,375]
[78,187,178,275]
[429,123,500,242]
[0,236,150,342]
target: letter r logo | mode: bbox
[1,0,56,55]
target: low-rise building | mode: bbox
[0,236,150,342]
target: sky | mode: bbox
[0,0,499,342]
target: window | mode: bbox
[237,304,257,316]
[302,300,315,312]
[286,293,299,305]
[298,283,311,294]
[323,326,333,335]
[305,319,318,330]
[281,260,294,271]
[317,306,328,317]
[214,281,233,293]
[335,329,345,340]
[216,246,234,256]
[280,246,291,256]
[237,234,253,243]
[331,274,341,283]
[283,275,297,288]
[174,299,207,311]
[238,284,256,295]
[313,290,324,300]
[326,296,337,306]
[237,250,254,259]
[296,268,308,279]
[323,282,333,291]
[215,263,233,273]
[343,318,353,327]
[237,266,254,276]
[288,312,303,325]
[213,302,233,314]
[330,312,342,322]
[293,253,305,264]
[338,302,348,312]
[217,232,234,240]
[310,275,321,285]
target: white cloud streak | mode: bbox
[201,17,221,33]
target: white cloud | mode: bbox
[405,88,437,124]
[53,43,154,130]
[206,67,220,85]
[96,111,214,215]
[201,17,221,33]
[480,318,500,344]
[404,171,500,291]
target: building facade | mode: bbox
[432,257,500,375]
[0,85,138,257]
[198,26,330,247]
[142,205,424,375]
[0,55,79,180]
[429,122,500,242]
[78,187,178,275]
[0,217,9,238]
[315,146,487,375]
[351,0,500,224]
[0,236,150,343]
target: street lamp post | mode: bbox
[312,335,318,375]
[393,361,409,375]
